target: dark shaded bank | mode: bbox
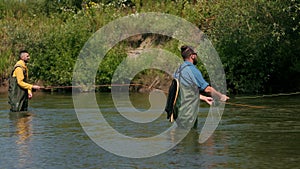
[0,79,8,94]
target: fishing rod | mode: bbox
[224,91,300,109]
[223,102,267,109]
[234,91,300,99]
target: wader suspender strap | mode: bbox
[176,64,189,78]
[10,64,28,82]
[11,64,26,78]
[175,64,192,84]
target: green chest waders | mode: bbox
[174,84,199,129]
[8,65,28,112]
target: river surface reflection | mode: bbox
[0,92,299,168]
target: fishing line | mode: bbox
[234,91,300,99]
[224,102,267,109]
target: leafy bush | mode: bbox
[210,0,300,94]
[0,0,299,94]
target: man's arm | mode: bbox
[14,67,33,90]
[204,86,229,102]
[14,67,40,98]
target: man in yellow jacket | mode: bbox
[8,50,40,112]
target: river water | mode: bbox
[0,92,299,169]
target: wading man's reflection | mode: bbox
[9,112,33,168]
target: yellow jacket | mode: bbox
[12,60,33,95]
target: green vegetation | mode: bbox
[0,0,299,94]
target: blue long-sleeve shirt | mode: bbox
[174,61,209,91]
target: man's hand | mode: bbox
[28,93,33,99]
[32,85,41,90]
[29,85,41,99]
[200,95,214,105]
[220,94,230,102]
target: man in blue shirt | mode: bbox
[174,45,229,129]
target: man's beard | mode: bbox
[193,57,198,65]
